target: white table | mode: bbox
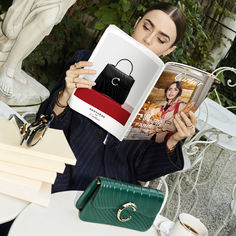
[196,98,236,235]
[8,191,160,236]
[183,97,236,168]
[154,215,174,236]
[165,97,236,232]
[196,97,236,143]
[0,194,28,224]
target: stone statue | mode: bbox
[0,0,76,108]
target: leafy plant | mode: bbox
[76,0,216,71]
[208,69,236,113]
[77,0,146,36]
[0,0,235,113]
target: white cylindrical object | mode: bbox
[169,213,208,236]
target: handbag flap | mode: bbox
[75,177,100,209]
[102,64,135,88]
[91,177,164,218]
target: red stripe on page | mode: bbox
[74,88,131,126]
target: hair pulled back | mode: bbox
[142,2,186,45]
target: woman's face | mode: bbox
[132,10,177,57]
[166,83,179,101]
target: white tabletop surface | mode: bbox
[8,190,159,236]
[0,193,28,224]
[196,98,236,137]
[154,215,174,236]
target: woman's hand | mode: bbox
[167,111,196,151]
[53,61,96,115]
[64,61,96,98]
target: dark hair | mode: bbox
[165,81,182,101]
[141,2,186,45]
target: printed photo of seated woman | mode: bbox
[143,81,186,143]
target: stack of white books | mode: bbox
[0,117,76,207]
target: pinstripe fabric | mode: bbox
[38,50,184,193]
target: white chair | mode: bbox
[196,67,236,150]
[144,175,169,227]
[164,67,236,221]
[214,181,236,235]
[182,67,236,182]
[191,67,236,190]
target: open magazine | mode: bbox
[68,25,220,141]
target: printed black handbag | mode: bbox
[75,177,164,232]
[93,59,135,104]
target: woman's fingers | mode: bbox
[173,116,189,141]
[74,78,96,88]
[172,111,197,141]
[68,61,96,76]
[65,61,97,95]
[189,111,197,127]
[180,111,196,127]
[67,67,96,78]
[74,61,93,69]
[70,61,92,69]
[65,77,95,89]
[181,111,196,136]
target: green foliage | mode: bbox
[0,1,11,14]
[203,0,236,111]
[77,0,140,34]
[0,0,235,113]
[76,0,216,71]
[217,45,236,113]
[208,69,236,114]
[208,87,236,113]
[21,4,98,91]
[163,0,214,70]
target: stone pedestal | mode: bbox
[0,0,76,110]
[0,70,49,113]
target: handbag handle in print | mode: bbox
[115,59,133,76]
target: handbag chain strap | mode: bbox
[115,59,133,76]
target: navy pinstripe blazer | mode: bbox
[38,50,184,192]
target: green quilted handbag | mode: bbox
[75,177,164,232]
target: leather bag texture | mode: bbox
[75,177,164,232]
[93,59,135,104]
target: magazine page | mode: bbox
[125,62,220,142]
[68,25,165,141]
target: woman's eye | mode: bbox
[143,24,150,31]
[158,38,165,44]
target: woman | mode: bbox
[38,2,196,192]
[144,81,186,143]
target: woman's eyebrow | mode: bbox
[159,31,170,41]
[145,19,170,41]
[145,19,155,28]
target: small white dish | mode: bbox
[157,221,175,236]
